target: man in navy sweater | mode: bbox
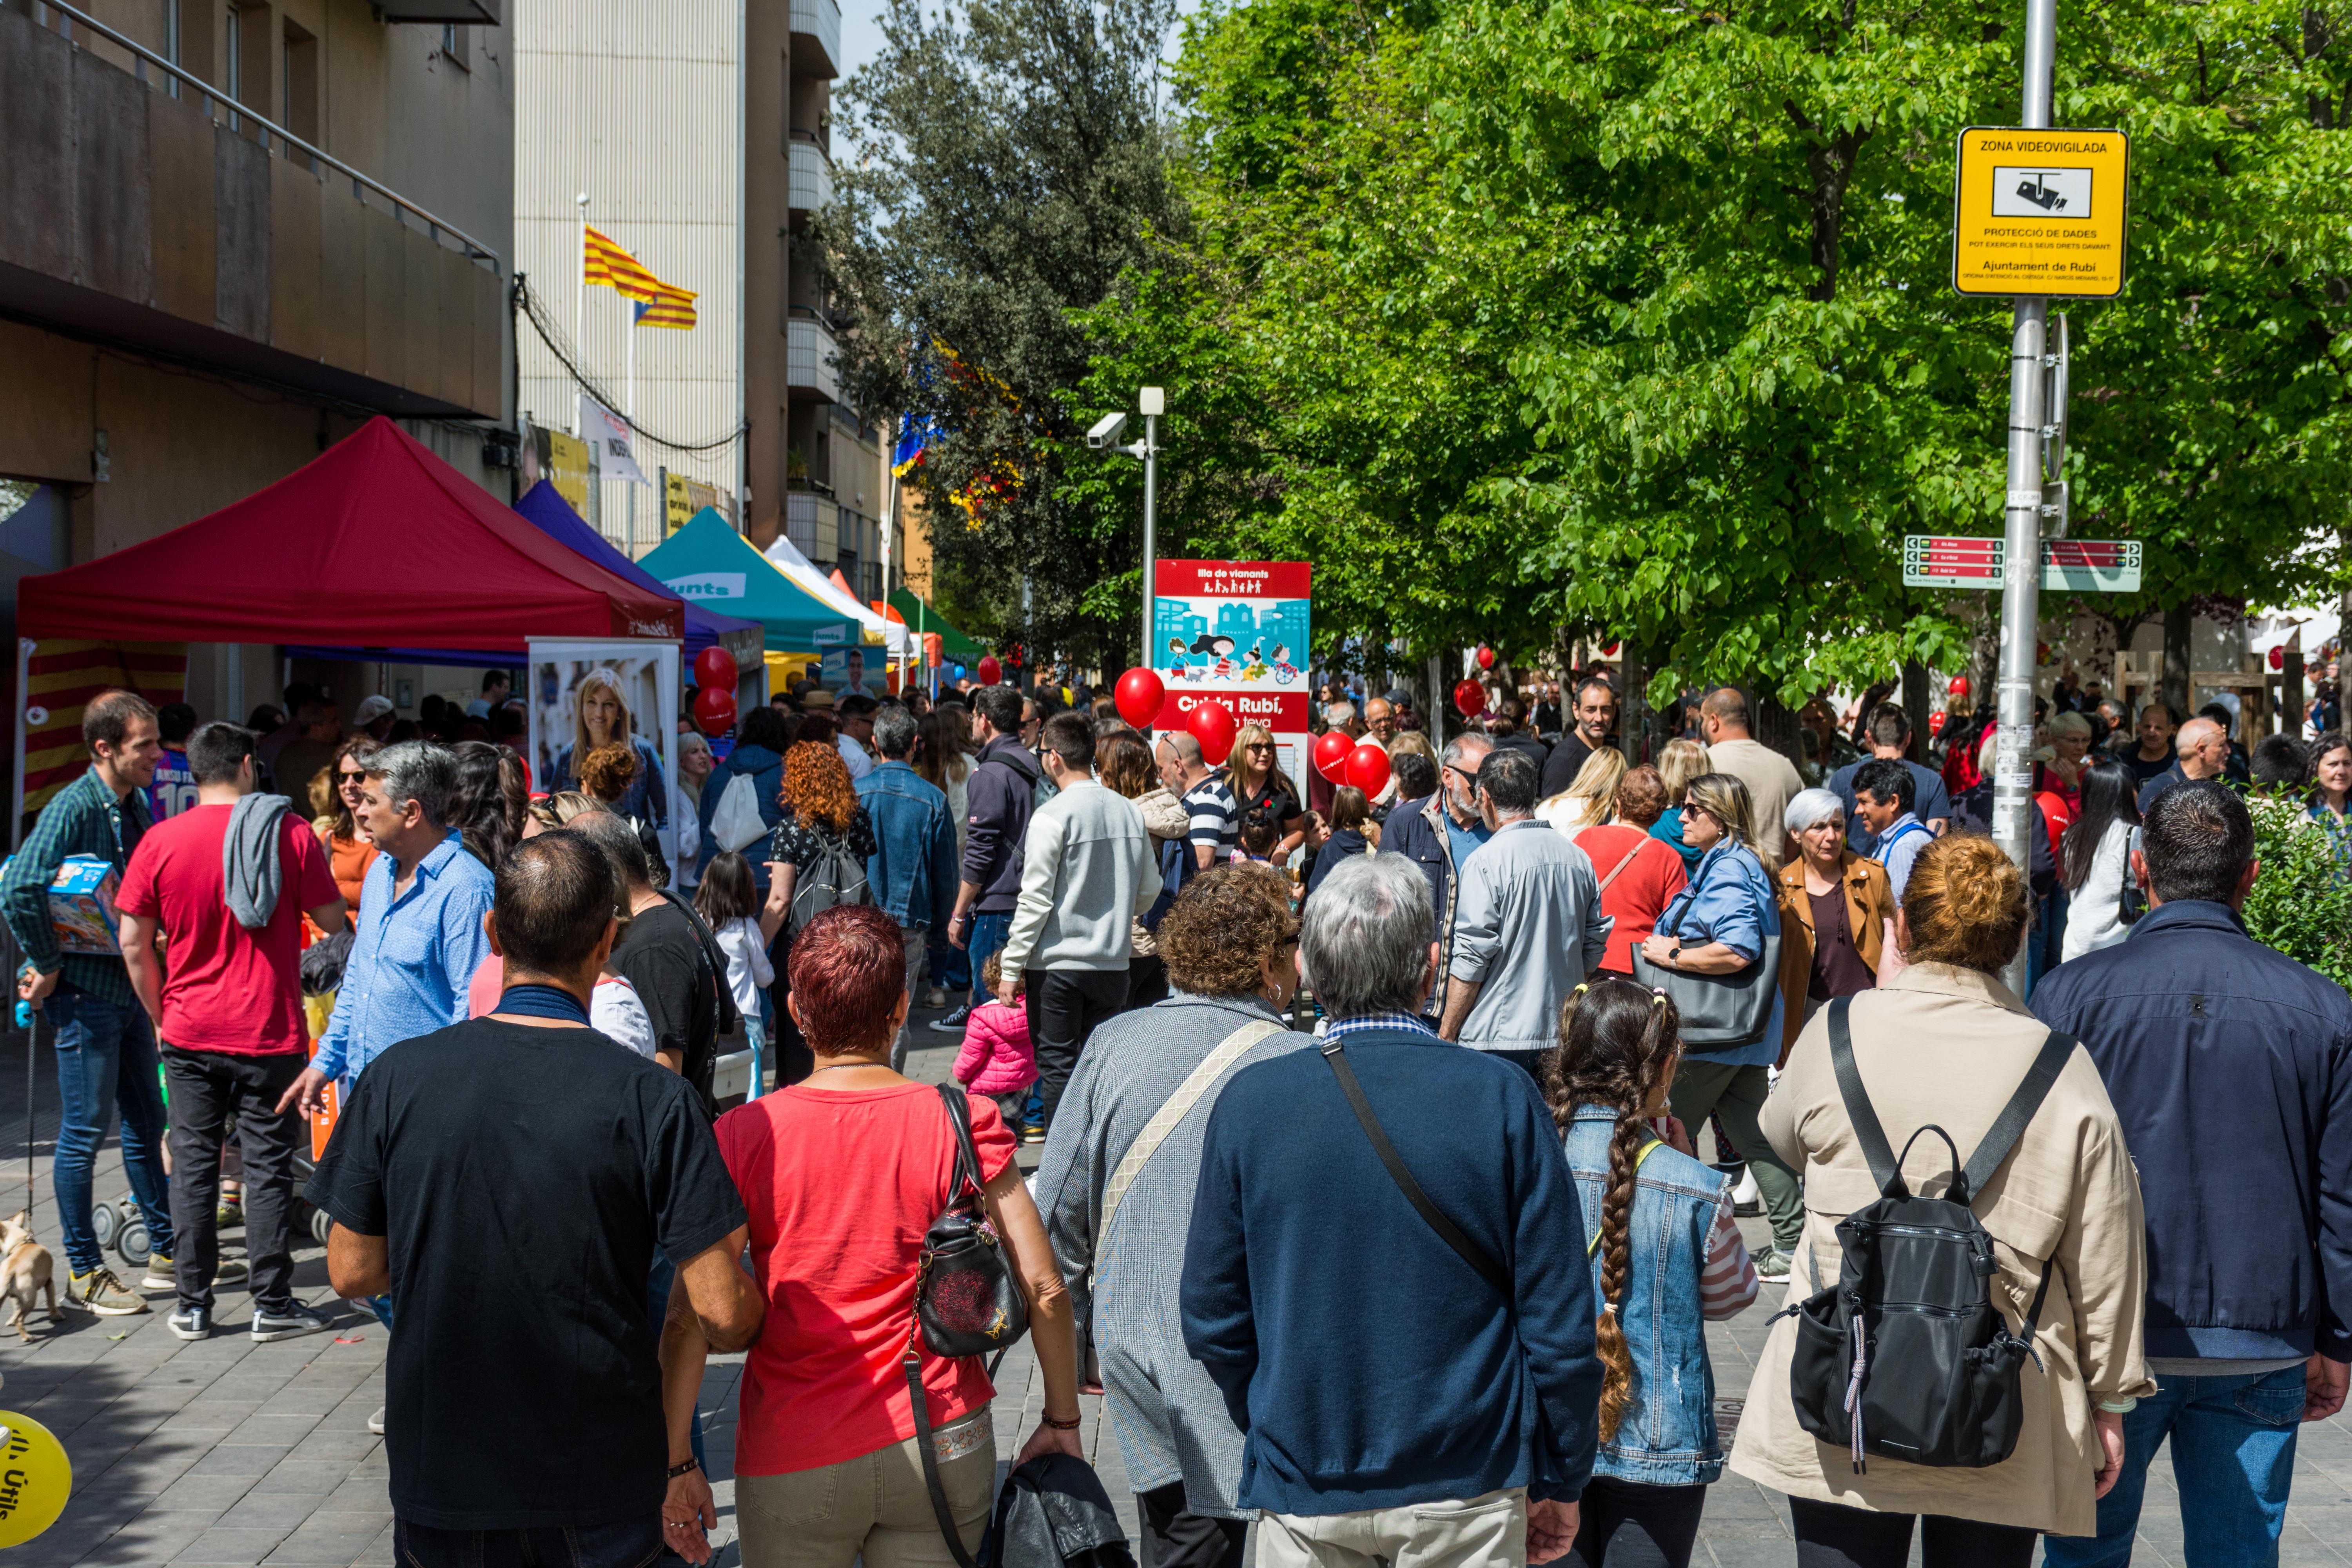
[2033,781,2352,1568]
[1181,854,1601,1568]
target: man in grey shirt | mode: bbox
[1437,747,1612,1077]
[998,711,1156,1133]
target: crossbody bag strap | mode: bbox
[1595,837,1648,895]
[1320,1040,1508,1294]
[1826,996,1906,1199]
[903,1350,980,1568]
[935,1083,984,1201]
[1584,1140,1666,1256]
[1956,1031,2076,1205]
[1100,1017,1283,1244]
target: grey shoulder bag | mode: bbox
[1629,853,1782,1051]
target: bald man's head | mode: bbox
[1363,698,1395,740]
[2176,716,2229,780]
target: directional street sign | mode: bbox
[1904,535,2141,593]
[1952,127,2130,298]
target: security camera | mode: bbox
[1087,411,1129,450]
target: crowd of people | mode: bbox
[5,653,2350,1568]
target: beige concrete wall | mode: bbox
[0,2,511,420]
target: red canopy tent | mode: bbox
[21,417,684,646]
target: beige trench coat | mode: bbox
[1728,962,2156,1537]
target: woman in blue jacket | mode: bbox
[1549,978,1757,1568]
[1637,772,1800,1278]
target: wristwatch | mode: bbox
[1668,945,1683,967]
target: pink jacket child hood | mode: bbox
[952,1000,1038,1096]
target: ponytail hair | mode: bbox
[1543,976,1682,1443]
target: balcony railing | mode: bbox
[33,0,499,273]
[786,491,840,563]
[788,317,840,403]
[789,0,841,78]
[789,140,834,216]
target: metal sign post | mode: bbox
[1991,0,2060,999]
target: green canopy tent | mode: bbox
[888,588,985,662]
[639,510,860,650]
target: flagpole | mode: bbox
[626,313,637,554]
[573,193,589,434]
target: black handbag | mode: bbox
[1780,997,2071,1472]
[911,1083,1029,1359]
[903,1085,1031,1568]
[1629,851,1782,1050]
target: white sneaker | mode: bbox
[367,1406,386,1435]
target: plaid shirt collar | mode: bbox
[1322,1009,1440,1042]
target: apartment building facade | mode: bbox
[0,0,516,729]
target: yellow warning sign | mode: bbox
[1951,127,2129,298]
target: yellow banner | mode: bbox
[544,428,592,516]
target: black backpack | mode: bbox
[1782,996,2074,1473]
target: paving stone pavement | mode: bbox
[2,1010,2347,1566]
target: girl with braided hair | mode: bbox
[1548,977,1758,1568]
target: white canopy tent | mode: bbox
[762,535,919,657]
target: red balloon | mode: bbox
[1929,711,1947,737]
[693,646,739,691]
[1344,744,1392,797]
[2270,644,2288,671]
[692,685,738,737]
[1187,698,1240,765]
[1115,667,1166,728]
[1476,645,1497,670]
[1948,675,1971,697]
[1453,679,1489,717]
[977,655,1002,685]
[1313,730,1355,783]
[1602,641,1621,657]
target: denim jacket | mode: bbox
[855,760,958,929]
[1564,1105,1728,1485]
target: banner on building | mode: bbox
[1151,562,1313,786]
[15,639,189,822]
[664,471,731,535]
[579,396,650,487]
[533,426,595,517]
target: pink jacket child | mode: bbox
[952,999,1037,1097]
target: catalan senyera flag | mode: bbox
[584,226,698,330]
[22,641,188,814]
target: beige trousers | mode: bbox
[737,1416,995,1568]
[1257,1488,1529,1568]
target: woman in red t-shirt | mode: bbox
[662,904,1081,1567]
[1573,765,1691,976]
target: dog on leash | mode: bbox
[0,1210,58,1340]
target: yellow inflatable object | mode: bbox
[0,1410,71,1547]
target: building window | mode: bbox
[162,0,181,97]
[224,4,241,107]
[282,20,318,143]
[441,24,471,70]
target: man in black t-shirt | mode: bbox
[573,810,724,1107]
[1540,675,1619,797]
[309,832,759,1566]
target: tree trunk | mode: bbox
[2162,608,2193,719]
[1901,660,1931,764]
[2285,645,2306,738]
[1758,692,1806,771]
[1620,641,1652,766]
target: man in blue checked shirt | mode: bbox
[281,742,493,1122]
[3,691,184,1316]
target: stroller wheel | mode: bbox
[310,1207,333,1247]
[91,1201,120,1249]
[117,1216,151,1269]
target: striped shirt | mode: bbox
[1183,776,1238,860]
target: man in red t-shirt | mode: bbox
[118,722,347,1343]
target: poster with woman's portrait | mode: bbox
[524,639,683,867]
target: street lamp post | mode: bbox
[1139,386,1162,666]
[1993,0,2059,997]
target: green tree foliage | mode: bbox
[1133,0,2352,695]
[2243,796,2352,987]
[823,0,1185,669]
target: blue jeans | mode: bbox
[2029,886,2069,997]
[965,911,1013,1007]
[2042,1362,2306,1568]
[49,987,175,1276]
[393,1516,663,1568]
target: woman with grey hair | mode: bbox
[1035,865,1315,1568]
[1772,786,1895,1064]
